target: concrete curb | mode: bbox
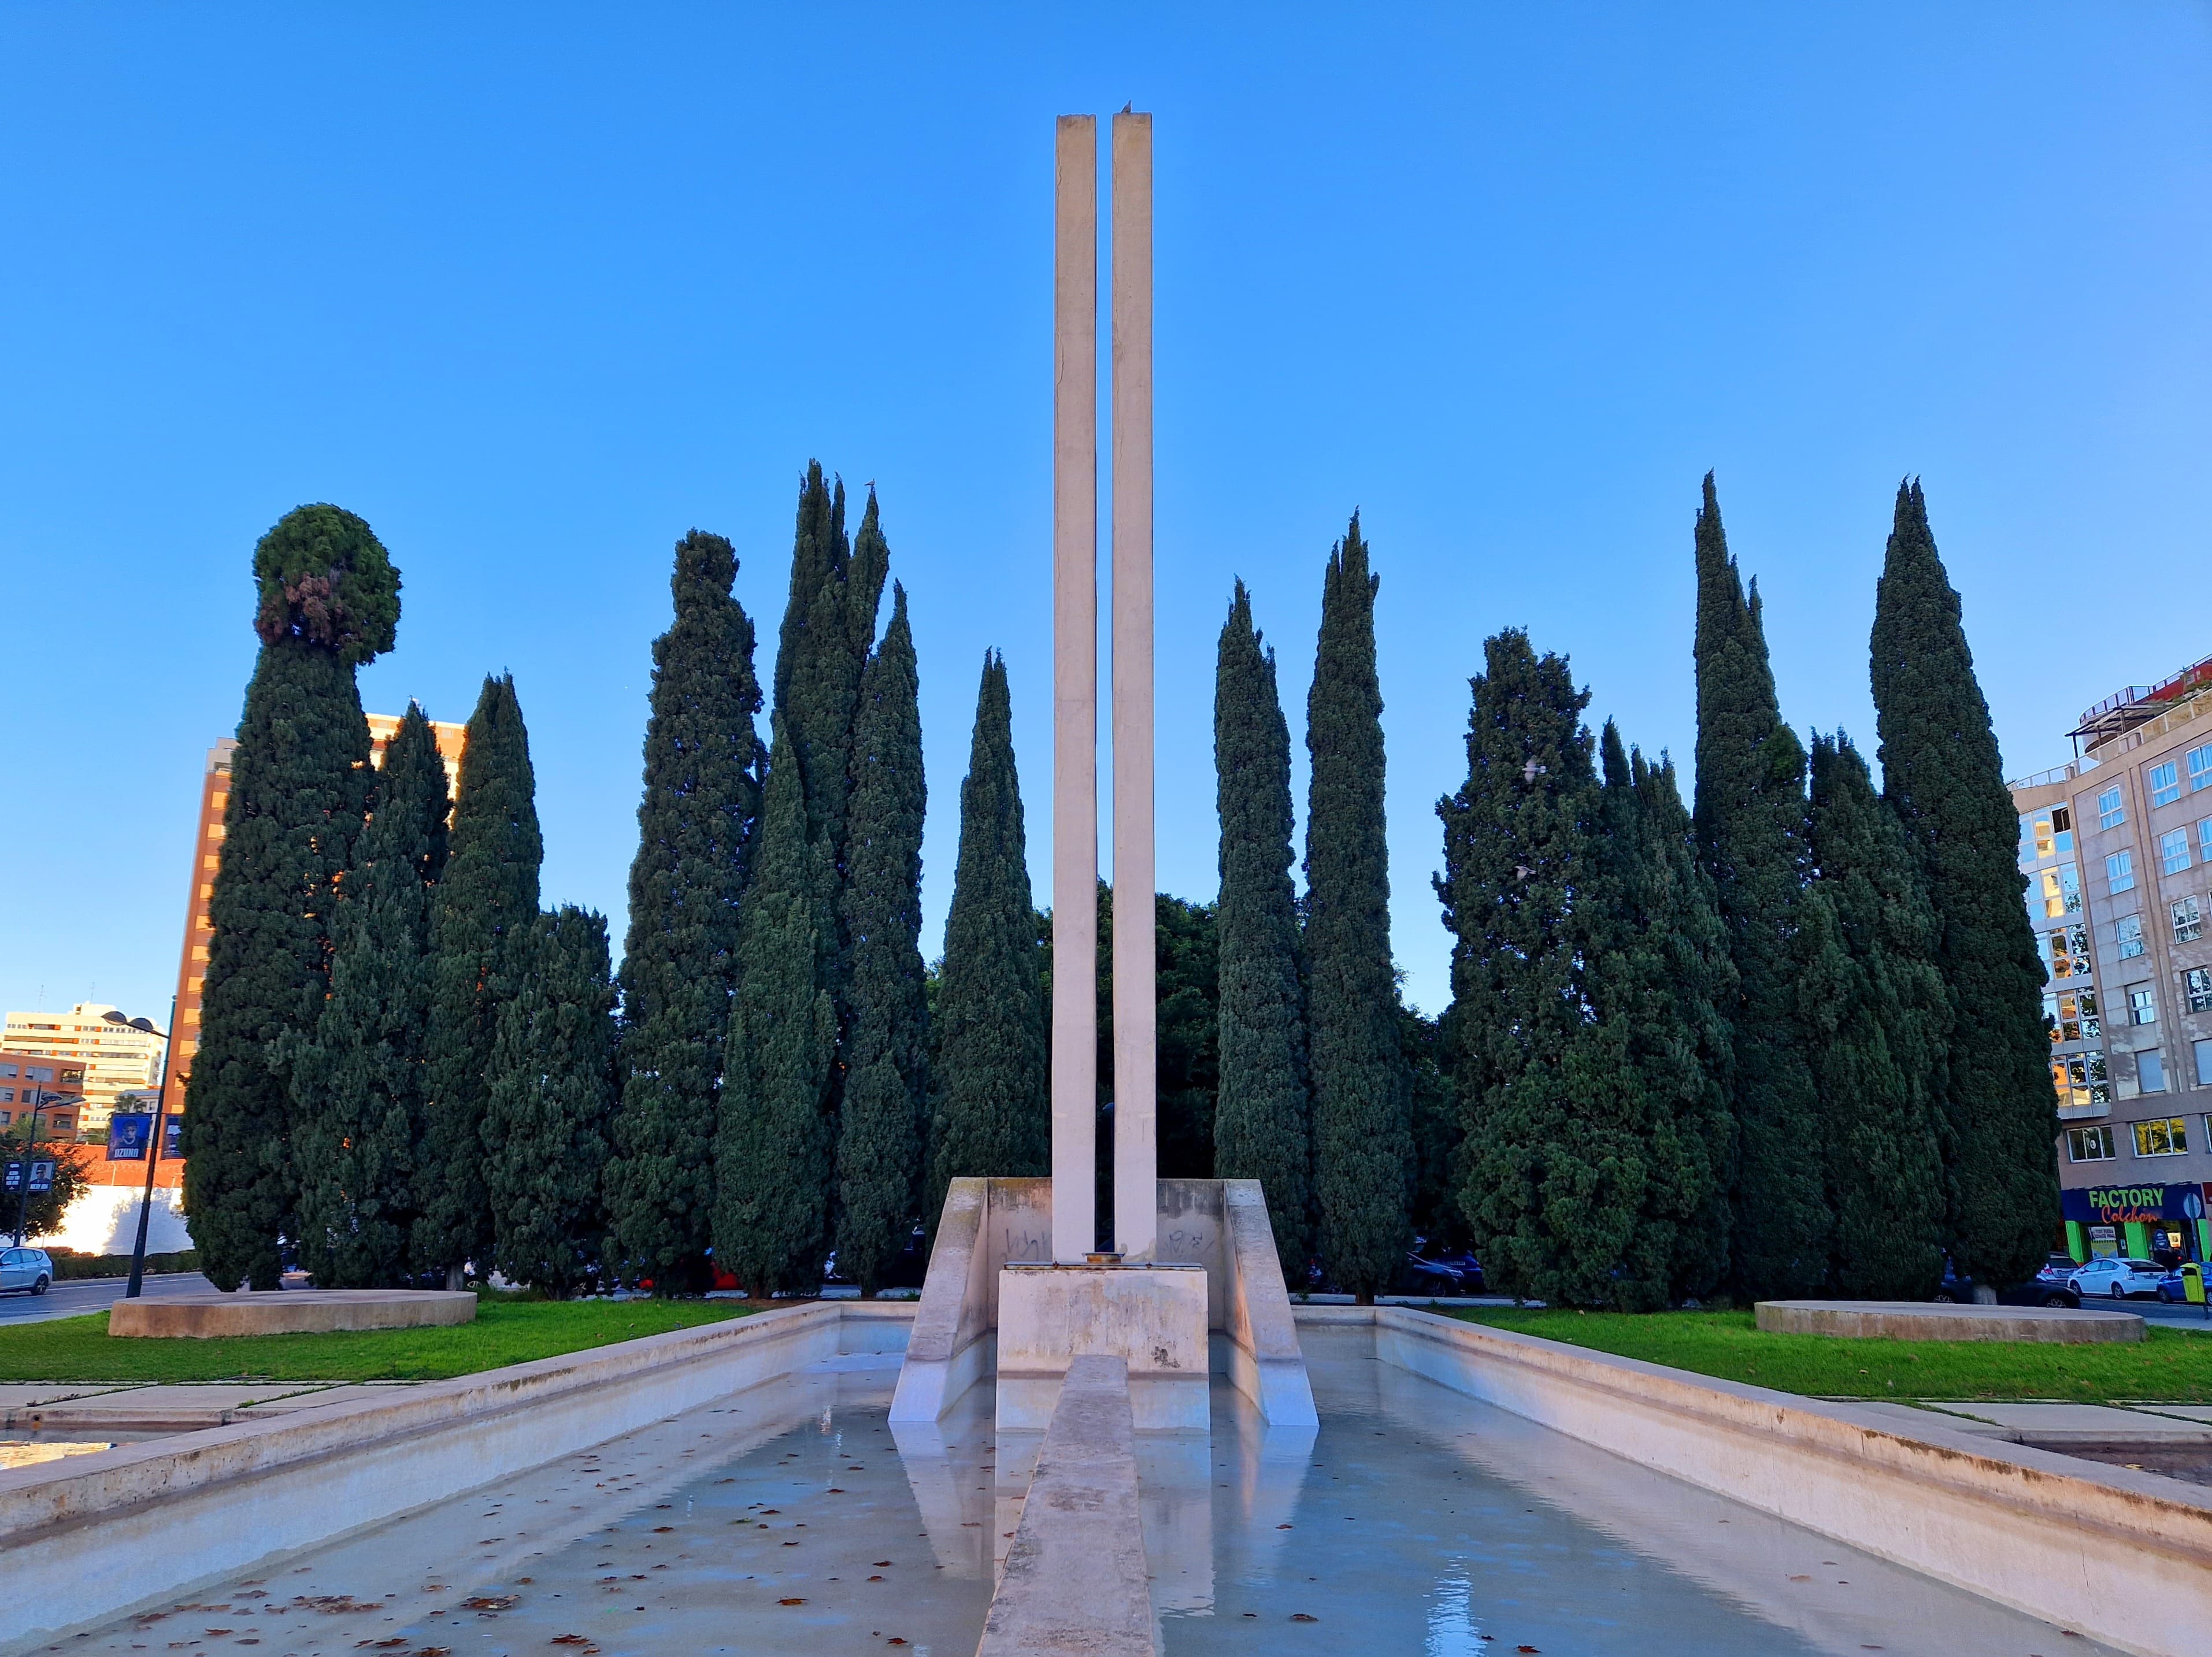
[977,1354,1155,1657]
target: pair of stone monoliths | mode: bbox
[1050,112,1154,1263]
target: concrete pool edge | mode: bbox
[0,1299,914,1656]
[1314,1303,2211,1657]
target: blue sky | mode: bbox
[2,5,2206,1024]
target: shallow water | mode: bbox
[57,1347,2131,1657]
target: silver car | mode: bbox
[0,1246,53,1296]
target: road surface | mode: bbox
[0,1272,221,1325]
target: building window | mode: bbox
[2109,851,2137,893]
[2161,828,2192,876]
[2150,762,2182,808]
[2021,806,2075,862]
[2197,1039,2212,1087]
[2118,915,2146,959]
[2128,986,2158,1025]
[2046,924,2092,980]
[2188,967,2212,1013]
[2099,787,2127,829]
[2040,863,2083,917]
[2140,1050,2169,1093]
[2045,988,2099,1043]
[2133,1115,2187,1156]
[2052,1051,2109,1113]
[2067,1125,2118,1162]
[2176,898,2203,944]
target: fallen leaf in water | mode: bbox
[551,1637,594,1647]
[652,1526,675,1533]
[777,1597,806,1606]
[1291,1613,1319,1623]
[869,1576,884,1581]
[1517,1648,1539,1654]
[413,1649,452,1656]
[1789,1575,1811,1582]
[461,1596,518,1611]
[205,1632,233,1638]
[827,1488,846,1494]
[872,1561,894,1567]
[1276,1523,1293,1530]
[887,1642,907,1648]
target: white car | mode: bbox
[0,1246,53,1296]
[2067,1256,2165,1300]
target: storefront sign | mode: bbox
[2064,1184,2212,1226]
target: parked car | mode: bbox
[0,1246,53,1296]
[1935,1261,2080,1307]
[2067,1257,2167,1300]
[2152,1267,2209,1304]
[1395,1241,1484,1296]
[2035,1253,2079,1285]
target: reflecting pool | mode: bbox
[63,1344,2130,1657]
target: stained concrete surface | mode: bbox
[108,1288,475,1338]
[1756,1299,2144,1341]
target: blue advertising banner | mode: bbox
[164,1114,181,1159]
[108,1113,152,1161]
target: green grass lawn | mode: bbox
[1451,1308,2212,1403]
[0,1295,758,1384]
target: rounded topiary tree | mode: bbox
[185,505,399,1291]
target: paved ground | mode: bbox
[0,1272,221,1326]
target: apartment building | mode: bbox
[2010,651,2212,1265]
[0,1007,161,1136]
[0,1051,89,1137]
[169,716,466,1095]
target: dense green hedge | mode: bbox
[46,1248,201,1280]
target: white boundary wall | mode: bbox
[1305,1304,2212,1657]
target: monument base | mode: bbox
[995,1262,1208,1430]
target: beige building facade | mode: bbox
[2010,651,2212,1263]
[1,1007,161,1136]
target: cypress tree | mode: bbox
[924,654,1048,1225]
[1800,733,1951,1299]
[773,467,888,899]
[713,714,838,1293]
[416,674,542,1284]
[1440,632,1662,1308]
[835,585,929,1294]
[184,504,397,1291]
[1594,725,1738,1305]
[605,529,765,1282]
[1690,475,1828,1299]
[1153,892,1220,1179]
[1628,749,1739,1300]
[483,905,618,1298]
[288,703,450,1288]
[1213,580,1311,1266]
[1870,479,2057,1284]
[1305,515,1411,1300]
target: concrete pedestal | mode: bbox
[1754,1299,2144,1343]
[996,1263,1207,1430]
[108,1289,476,1339]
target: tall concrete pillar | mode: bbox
[1050,115,1099,1264]
[1110,110,1157,1261]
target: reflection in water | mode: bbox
[1165,1357,2130,1657]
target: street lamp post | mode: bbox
[106,1004,176,1300]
